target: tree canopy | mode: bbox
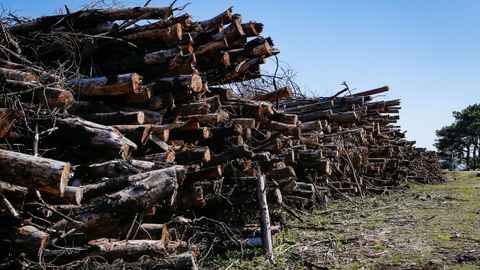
[435,104,480,170]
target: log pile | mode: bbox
[0,5,443,268]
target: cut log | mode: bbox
[0,149,71,196]
[67,73,142,96]
[4,80,75,109]
[256,173,273,255]
[88,238,165,261]
[56,117,137,159]
[175,146,211,164]
[199,7,233,30]
[254,86,292,102]
[53,168,179,236]
[8,7,173,34]
[82,166,183,201]
[5,226,49,258]
[0,67,37,82]
[0,109,21,139]
[0,181,28,201]
[80,111,145,125]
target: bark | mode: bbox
[82,166,183,201]
[4,80,75,109]
[256,174,273,255]
[80,111,145,125]
[56,117,137,159]
[254,86,292,102]
[0,67,37,82]
[0,149,71,196]
[67,73,142,96]
[8,7,173,34]
[5,226,49,258]
[0,109,21,139]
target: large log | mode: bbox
[0,149,71,195]
[56,117,137,159]
[82,166,184,201]
[53,168,179,236]
[8,7,173,34]
[254,86,292,102]
[4,80,75,109]
[5,226,49,258]
[80,111,145,125]
[67,73,142,96]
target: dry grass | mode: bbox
[204,171,480,269]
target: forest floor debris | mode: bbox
[206,171,480,269]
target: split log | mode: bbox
[207,87,234,100]
[180,110,229,125]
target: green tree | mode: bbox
[435,104,480,170]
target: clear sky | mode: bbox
[2,0,480,149]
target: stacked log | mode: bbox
[0,5,443,268]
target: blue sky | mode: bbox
[2,0,480,149]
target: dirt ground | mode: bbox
[205,171,480,269]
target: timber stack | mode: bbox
[0,4,442,269]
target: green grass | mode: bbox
[203,171,480,269]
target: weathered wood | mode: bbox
[0,67,37,82]
[199,7,233,30]
[80,111,145,125]
[0,109,21,139]
[88,238,166,261]
[0,181,28,201]
[6,226,49,258]
[67,73,142,96]
[53,168,179,235]
[8,7,173,34]
[56,117,137,159]
[254,86,292,102]
[0,149,71,196]
[4,80,75,109]
[256,173,273,255]
[82,166,183,201]
[175,146,211,164]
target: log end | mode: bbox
[203,148,212,162]
[190,74,203,93]
[137,111,145,125]
[52,90,75,110]
[131,73,142,94]
[174,23,183,40]
[202,127,211,139]
[60,162,72,196]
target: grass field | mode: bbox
[204,171,480,269]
